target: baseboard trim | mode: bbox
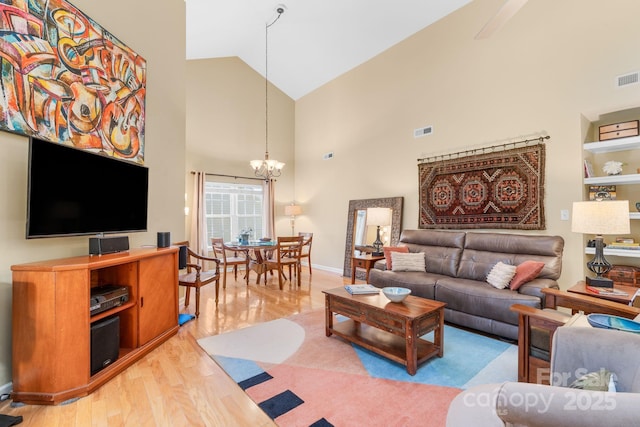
[0,382,12,397]
[308,263,342,275]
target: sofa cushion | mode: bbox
[510,260,546,290]
[486,262,517,289]
[369,269,444,299]
[391,252,426,272]
[399,230,465,277]
[459,232,564,281]
[383,246,409,269]
[435,277,541,325]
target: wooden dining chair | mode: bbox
[211,237,250,288]
[265,236,303,289]
[174,241,220,317]
[298,232,313,275]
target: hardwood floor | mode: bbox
[1,267,348,426]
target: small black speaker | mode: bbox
[91,316,120,375]
[178,245,188,269]
[157,232,171,248]
[89,236,129,255]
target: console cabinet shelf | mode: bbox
[11,247,179,405]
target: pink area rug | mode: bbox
[198,309,516,427]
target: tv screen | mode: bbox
[27,137,149,238]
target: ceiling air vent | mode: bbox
[414,125,433,138]
[616,72,639,88]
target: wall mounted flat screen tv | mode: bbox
[27,137,149,238]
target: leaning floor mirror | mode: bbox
[343,197,403,279]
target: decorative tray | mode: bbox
[587,314,640,333]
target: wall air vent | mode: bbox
[616,72,639,88]
[323,152,334,160]
[414,125,433,138]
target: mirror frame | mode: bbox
[343,197,403,279]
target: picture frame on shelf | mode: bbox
[588,185,617,201]
[584,159,595,178]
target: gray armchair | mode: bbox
[446,326,640,427]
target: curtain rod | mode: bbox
[417,135,550,165]
[190,171,264,181]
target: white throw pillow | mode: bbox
[486,261,517,289]
[391,252,426,272]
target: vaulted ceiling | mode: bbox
[186,0,473,100]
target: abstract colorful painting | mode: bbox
[419,144,545,230]
[0,0,146,163]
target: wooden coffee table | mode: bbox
[323,286,445,375]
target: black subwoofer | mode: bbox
[90,316,120,375]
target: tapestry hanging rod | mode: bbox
[190,171,264,181]
[417,135,550,165]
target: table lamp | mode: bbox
[366,207,392,256]
[572,200,630,288]
[284,203,302,236]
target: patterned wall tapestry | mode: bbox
[419,143,545,230]
[0,0,146,163]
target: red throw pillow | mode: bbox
[510,260,546,290]
[383,246,409,270]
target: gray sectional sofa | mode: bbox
[368,229,564,340]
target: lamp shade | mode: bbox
[284,204,302,216]
[366,207,392,227]
[571,200,630,235]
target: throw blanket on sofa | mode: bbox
[418,143,545,230]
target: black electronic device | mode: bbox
[89,236,130,255]
[157,231,171,248]
[91,316,120,375]
[26,136,149,239]
[178,245,188,269]
[90,285,130,316]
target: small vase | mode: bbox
[636,202,640,212]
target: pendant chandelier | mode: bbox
[250,5,286,180]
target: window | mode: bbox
[204,181,264,243]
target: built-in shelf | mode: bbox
[586,246,640,258]
[584,174,640,185]
[583,135,640,153]
[582,115,640,260]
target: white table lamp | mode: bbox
[366,207,392,256]
[572,200,630,287]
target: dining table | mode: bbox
[225,240,277,284]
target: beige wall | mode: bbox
[293,0,640,286]
[0,1,186,387]
[185,57,296,238]
[186,1,640,288]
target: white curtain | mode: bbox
[190,171,208,255]
[263,179,275,238]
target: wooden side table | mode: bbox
[351,254,385,284]
[567,280,637,305]
[511,286,640,384]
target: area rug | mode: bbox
[197,310,517,427]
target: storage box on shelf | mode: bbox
[599,120,639,141]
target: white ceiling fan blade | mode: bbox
[475,0,529,40]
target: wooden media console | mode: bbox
[11,247,179,405]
